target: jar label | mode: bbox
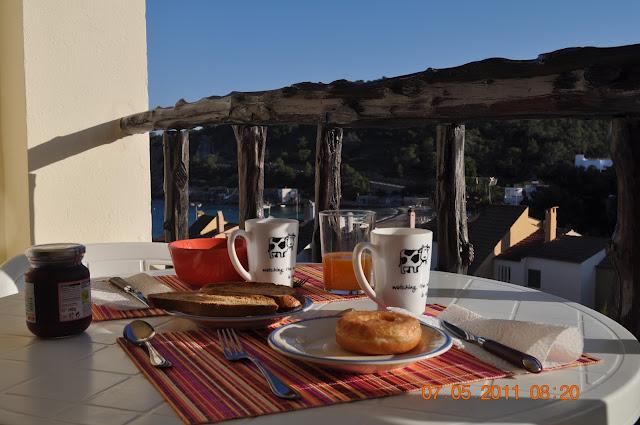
[58,279,92,322]
[25,281,36,323]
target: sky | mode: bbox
[146,0,640,108]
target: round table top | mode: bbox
[0,270,638,425]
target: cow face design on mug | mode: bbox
[267,234,296,259]
[399,244,430,274]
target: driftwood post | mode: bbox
[436,124,473,273]
[233,125,266,229]
[163,130,189,242]
[311,125,343,262]
[609,118,640,337]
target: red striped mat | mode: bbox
[92,264,362,321]
[117,304,600,425]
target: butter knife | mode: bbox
[108,277,151,308]
[441,320,543,373]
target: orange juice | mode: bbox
[322,251,372,293]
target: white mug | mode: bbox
[352,228,433,314]
[228,218,299,286]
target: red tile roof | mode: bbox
[497,233,607,264]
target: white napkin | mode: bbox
[420,304,583,373]
[91,273,173,310]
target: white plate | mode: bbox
[268,316,452,373]
[166,295,313,329]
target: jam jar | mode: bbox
[24,243,92,337]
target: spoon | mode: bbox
[123,320,172,368]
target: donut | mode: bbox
[335,311,422,355]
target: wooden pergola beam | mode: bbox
[121,44,640,133]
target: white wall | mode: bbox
[574,154,612,171]
[579,250,606,307]
[494,258,525,285]
[0,0,32,260]
[21,0,151,245]
[524,258,583,304]
[496,253,606,308]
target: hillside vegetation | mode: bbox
[150,119,614,236]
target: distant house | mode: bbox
[188,211,238,239]
[575,154,612,171]
[504,187,524,205]
[425,204,542,277]
[264,188,299,205]
[494,210,607,308]
[468,205,542,277]
[276,188,299,204]
[504,182,547,205]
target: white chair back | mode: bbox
[0,243,173,296]
[0,254,29,296]
[0,271,19,298]
[83,242,172,278]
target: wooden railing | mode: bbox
[120,44,640,337]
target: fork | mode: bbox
[217,328,300,400]
[293,277,308,288]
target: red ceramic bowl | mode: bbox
[168,237,248,287]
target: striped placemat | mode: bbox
[92,264,366,321]
[117,304,600,425]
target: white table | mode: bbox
[0,271,638,425]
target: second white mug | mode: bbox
[228,218,299,286]
[352,227,433,314]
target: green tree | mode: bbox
[342,164,369,200]
[303,161,313,178]
[206,154,219,170]
[296,136,312,162]
[524,163,616,236]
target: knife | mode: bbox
[441,320,543,373]
[108,277,151,308]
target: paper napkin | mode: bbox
[422,304,583,373]
[91,273,173,310]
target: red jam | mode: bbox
[24,244,92,338]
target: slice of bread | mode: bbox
[201,282,302,311]
[148,292,278,317]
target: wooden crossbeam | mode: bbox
[122,44,640,133]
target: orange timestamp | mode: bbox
[421,384,581,401]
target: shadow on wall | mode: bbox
[27,119,125,172]
[25,119,127,243]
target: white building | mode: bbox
[575,154,613,171]
[276,188,299,204]
[493,208,607,308]
[504,187,524,205]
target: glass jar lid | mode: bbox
[25,243,86,266]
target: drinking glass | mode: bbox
[319,210,375,294]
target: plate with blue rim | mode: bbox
[267,315,452,373]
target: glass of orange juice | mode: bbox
[319,210,375,294]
